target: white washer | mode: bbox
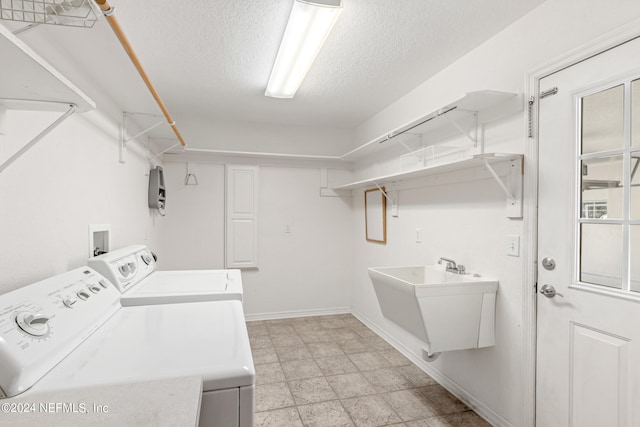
[0,268,255,426]
[88,245,243,306]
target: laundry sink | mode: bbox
[368,265,498,356]
[369,266,498,295]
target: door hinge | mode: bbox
[539,87,558,99]
[528,96,535,138]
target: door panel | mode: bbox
[570,323,630,427]
[225,165,259,268]
[537,36,640,427]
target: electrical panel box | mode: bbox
[148,166,166,216]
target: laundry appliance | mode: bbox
[88,245,243,306]
[0,268,255,426]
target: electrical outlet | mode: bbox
[507,235,520,257]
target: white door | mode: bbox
[225,165,259,268]
[537,37,640,427]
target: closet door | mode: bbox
[225,165,259,268]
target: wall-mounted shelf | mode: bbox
[341,91,520,162]
[0,23,95,174]
[161,147,347,169]
[335,153,524,218]
[0,24,95,112]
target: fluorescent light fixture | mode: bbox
[265,0,343,98]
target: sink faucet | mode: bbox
[438,257,465,274]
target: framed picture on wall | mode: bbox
[365,187,387,244]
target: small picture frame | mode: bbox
[365,187,387,244]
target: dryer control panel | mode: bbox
[0,268,121,398]
[88,245,156,294]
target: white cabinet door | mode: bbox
[225,165,259,268]
[537,37,640,427]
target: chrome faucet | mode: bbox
[438,257,465,274]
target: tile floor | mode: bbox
[247,314,490,427]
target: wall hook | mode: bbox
[184,162,198,186]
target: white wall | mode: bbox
[349,1,640,426]
[156,162,226,270]
[0,108,160,294]
[354,0,640,148]
[158,161,353,317]
[174,116,353,156]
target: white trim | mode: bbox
[244,306,350,322]
[351,308,512,427]
[570,282,640,303]
[525,16,640,427]
[522,71,539,427]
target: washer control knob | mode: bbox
[88,285,101,294]
[141,254,153,265]
[128,262,137,274]
[98,279,110,289]
[77,290,90,300]
[63,297,78,308]
[118,264,130,277]
[16,312,50,336]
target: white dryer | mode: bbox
[88,245,243,306]
[0,268,255,426]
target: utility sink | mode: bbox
[369,265,498,356]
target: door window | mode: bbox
[578,79,640,292]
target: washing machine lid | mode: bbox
[120,269,243,306]
[30,300,254,394]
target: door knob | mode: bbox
[541,257,556,270]
[540,284,563,298]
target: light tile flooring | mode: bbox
[247,314,490,427]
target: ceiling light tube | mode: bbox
[265,0,343,98]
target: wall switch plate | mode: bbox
[416,228,422,243]
[507,235,520,257]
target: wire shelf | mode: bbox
[0,0,97,28]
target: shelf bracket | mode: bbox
[148,142,182,163]
[398,138,415,154]
[120,112,165,164]
[319,168,350,197]
[0,103,76,174]
[443,110,478,147]
[374,182,398,217]
[481,158,523,219]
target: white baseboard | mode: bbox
[351,308,511,427]
[244,306,351,322]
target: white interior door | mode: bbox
[537,37,640,427]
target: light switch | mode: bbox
[507,235,520,257]
[416,228,422,243]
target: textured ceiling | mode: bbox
[5,0,545,130]
[109,0,546,128]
